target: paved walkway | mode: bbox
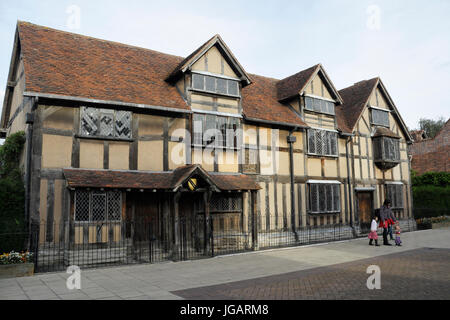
[0,228,449,300]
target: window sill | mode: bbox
[303,109,335,117]
[307,153,339,159]
[76,134,134,142]
[307,211,341,215]
[189,88,241,99]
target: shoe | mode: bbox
[384,243,392,246]
[375,244,380,246]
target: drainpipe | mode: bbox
[287,127,299,241]
[345,136,353,228]
[25,97,38,241]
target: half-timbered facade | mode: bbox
[0,22,415,268]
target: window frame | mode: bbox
[385,183,404,209]
[191,72,241,98]
[74,190,122,223]
[373,136,400,162]
[192,113,241,150]
[370,107,390,127]
[307,182,341,214]
[307,128,338,157]
[304,95,336,115]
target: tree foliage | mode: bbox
[0,131,26,236]
[418,117,446,139]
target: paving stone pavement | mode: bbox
[0,228,449,300]
[172,247,450,300]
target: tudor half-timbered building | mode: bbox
[1,22,415,269]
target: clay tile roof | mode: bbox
[336,78,379,133]
[242,74,308,127]
[17,21,189,111]
[372,127,401,139]
[210,174,261,191]
[63,166,260,191]
[15,22,302,127]
[276,64,319,101]
[63,168,173,190]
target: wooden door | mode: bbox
[357,192,373,224]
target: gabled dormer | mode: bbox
[166,34,251,103]
[277,64,343,158]
[166,35,252,171]
[338,77,413,170]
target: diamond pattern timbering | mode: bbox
[80,107,131,139]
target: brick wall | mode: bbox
[409,119,450,174]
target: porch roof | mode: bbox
[63,166,260,191]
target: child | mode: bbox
[394,224,402,246]
[368,216,380,246]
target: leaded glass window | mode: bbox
[308,183,340,214]
[210,193,243,213]
[80,107,132,139]
[373,137,400,162]
[385,184,403,209]
[307,129,338,156]
[304,96,335,115]
[191,73,240,97]
[371,108,390,127]
[74,190,122,222]
[192,114,240,149]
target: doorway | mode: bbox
[356,191,373,233]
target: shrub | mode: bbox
[0,131,26,251]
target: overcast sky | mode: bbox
[0,0,449,130]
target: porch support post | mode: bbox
[251,190,259,250]
[204,189,212,255]
[172,191,181,261]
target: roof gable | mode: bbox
[166,34,251,86]
[276,64,343,104]
[337,78,412,141]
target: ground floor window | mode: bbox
[385,184,403,209]
[308,182,341,214]
[74,190,122,222]
[210,193,243,213]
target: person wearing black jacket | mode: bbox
[379,199,393,246]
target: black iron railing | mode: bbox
[0,215,417,273]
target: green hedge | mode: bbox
[412,171,450,187]
[413,185,450,219]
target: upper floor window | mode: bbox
[192,73,239,97]
[307,128,338,157]
[371,108,390,127]
[373,136,400,162]
[80,107,132,139]
[304,96,335,115]
[308,182,341,214]
[192,113,240,149]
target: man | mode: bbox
[387,207,397,241]
[379,199,393,246]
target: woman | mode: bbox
[379,199,393,246]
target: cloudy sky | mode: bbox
[0,0,449,130]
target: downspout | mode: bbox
[287,127,299,241]
[345,136,353,228]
